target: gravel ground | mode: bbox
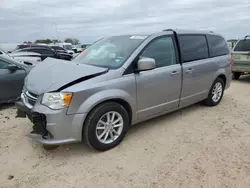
[1,76,250,188]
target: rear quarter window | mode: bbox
[179,35,209,62]
[207,35,229,57]
[233,39,250,52]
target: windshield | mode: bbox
[234,39,250,52]
[63,45,73,50]
[14,44,29,51]
[73,35,147,69]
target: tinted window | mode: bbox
[234,39,250,52]
[51,46,65,51]
[207,35,229,57]
[141,37,176,68]
[0,60,9,69]
[179,35,209,62]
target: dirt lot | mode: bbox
[1,77,250,188]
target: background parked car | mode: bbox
[12,44,31,52]
[0,56,32,103]
[15,46,72,61]
[10,52,42,65]
[49,45,68,54]
[57,43,74,54]
[0,48,12,58]
[231,35,250,79]
[1,48,41,65]
[81,44,90,50]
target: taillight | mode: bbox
[230,55,234,70]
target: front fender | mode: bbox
[68,89,137,122]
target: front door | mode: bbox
[0,59,26,102]
[135,36,182,121]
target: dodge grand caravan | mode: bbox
[16,29,232,151]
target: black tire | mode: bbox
[204,77,225,106]
[233,72,241,80]
[83,102,130,151]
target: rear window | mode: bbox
[234,39,250,52]
[179,35,209,62]
[207,35,229,57]
[14,45,29,51]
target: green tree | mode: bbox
[35,39,52,44]
[64,38,80,45]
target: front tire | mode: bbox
[83,102,130,151]
[204,77,225,106]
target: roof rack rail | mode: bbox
[163,29,175,32]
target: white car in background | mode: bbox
[0,48,41,65]
[10,52,42,65]
[57,43,74,54]
[0,48,12,58]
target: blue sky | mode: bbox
[1,0,250,43]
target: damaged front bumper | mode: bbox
[15,101,87,145]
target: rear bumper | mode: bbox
[15,101,87,145]
[232,63,250,73]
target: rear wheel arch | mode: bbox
[217,74,226,85]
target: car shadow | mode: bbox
[46,103,204,156]
[235,75,250,83]
[0,103,15,111]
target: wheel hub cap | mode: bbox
[96,111,124,144]
[212,82,223,103]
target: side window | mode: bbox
[27,48,38,53]
[141,37,176,68]
[179,35,209,62]
[45,50,54,55]
[0,60,9,69]
[207,35,229,57]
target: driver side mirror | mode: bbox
[8,64,18,72]
[136,57,156,72]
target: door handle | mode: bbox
[171,71,180,76]
[185,68,193,74]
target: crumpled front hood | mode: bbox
[25,58,107,95]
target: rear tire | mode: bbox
[83,102,130,151]
[204,77,225,106]
[233,72,241,80]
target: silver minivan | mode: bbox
[16,30,232,151]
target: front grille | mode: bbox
[28,91,38,98]
[24,91,38,107]
[27,97,36,106]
